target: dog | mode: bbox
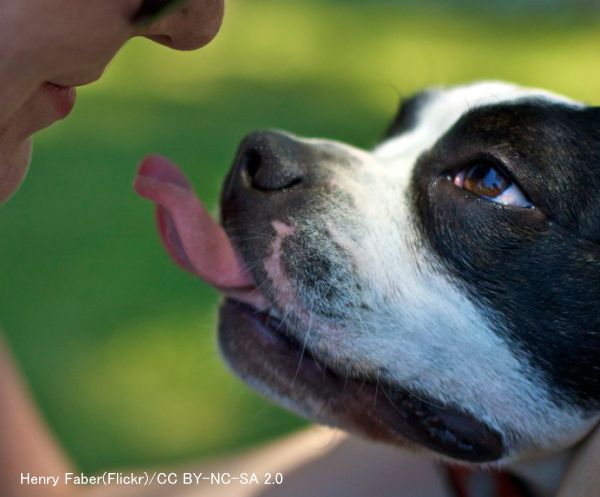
[135,81,600,496]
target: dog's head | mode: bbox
[136,81,600,465]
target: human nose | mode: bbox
[135,0,224,51]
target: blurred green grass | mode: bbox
[1,0,600,473]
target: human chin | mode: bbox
[0,138,32,204]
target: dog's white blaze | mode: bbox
[266,82,596,461]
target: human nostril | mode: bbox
[137,0,225,51]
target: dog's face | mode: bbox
[215,82,600,465]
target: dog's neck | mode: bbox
[506,449,573,497]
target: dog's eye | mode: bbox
[451,163,532,208]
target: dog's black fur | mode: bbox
[410,100,600,410]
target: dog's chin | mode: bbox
[218,298,505,464]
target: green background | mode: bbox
[1,0,600,473]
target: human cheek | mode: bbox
[18,0,134,83]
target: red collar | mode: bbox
[445,465,534,497]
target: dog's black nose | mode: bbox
[236,131,305,191]
[222,129,344,230]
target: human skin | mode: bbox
[0,0,224,203]
[0,335,76,497]
[557,427,600,497]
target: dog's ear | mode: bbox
[382,90,434,140]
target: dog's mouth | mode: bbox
[134,155,267,308]
[134,155,504,463]
[219,299,504,463]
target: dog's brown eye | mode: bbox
[460,164,509,197]
[451,163,532,208]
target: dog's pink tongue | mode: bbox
[134,155,253,291]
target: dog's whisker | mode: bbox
[276,305,294,335]
[292,312,313,386]
[343,364,351,392]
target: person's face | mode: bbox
[0,0,224,204]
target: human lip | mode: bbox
[41,82,77,119]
